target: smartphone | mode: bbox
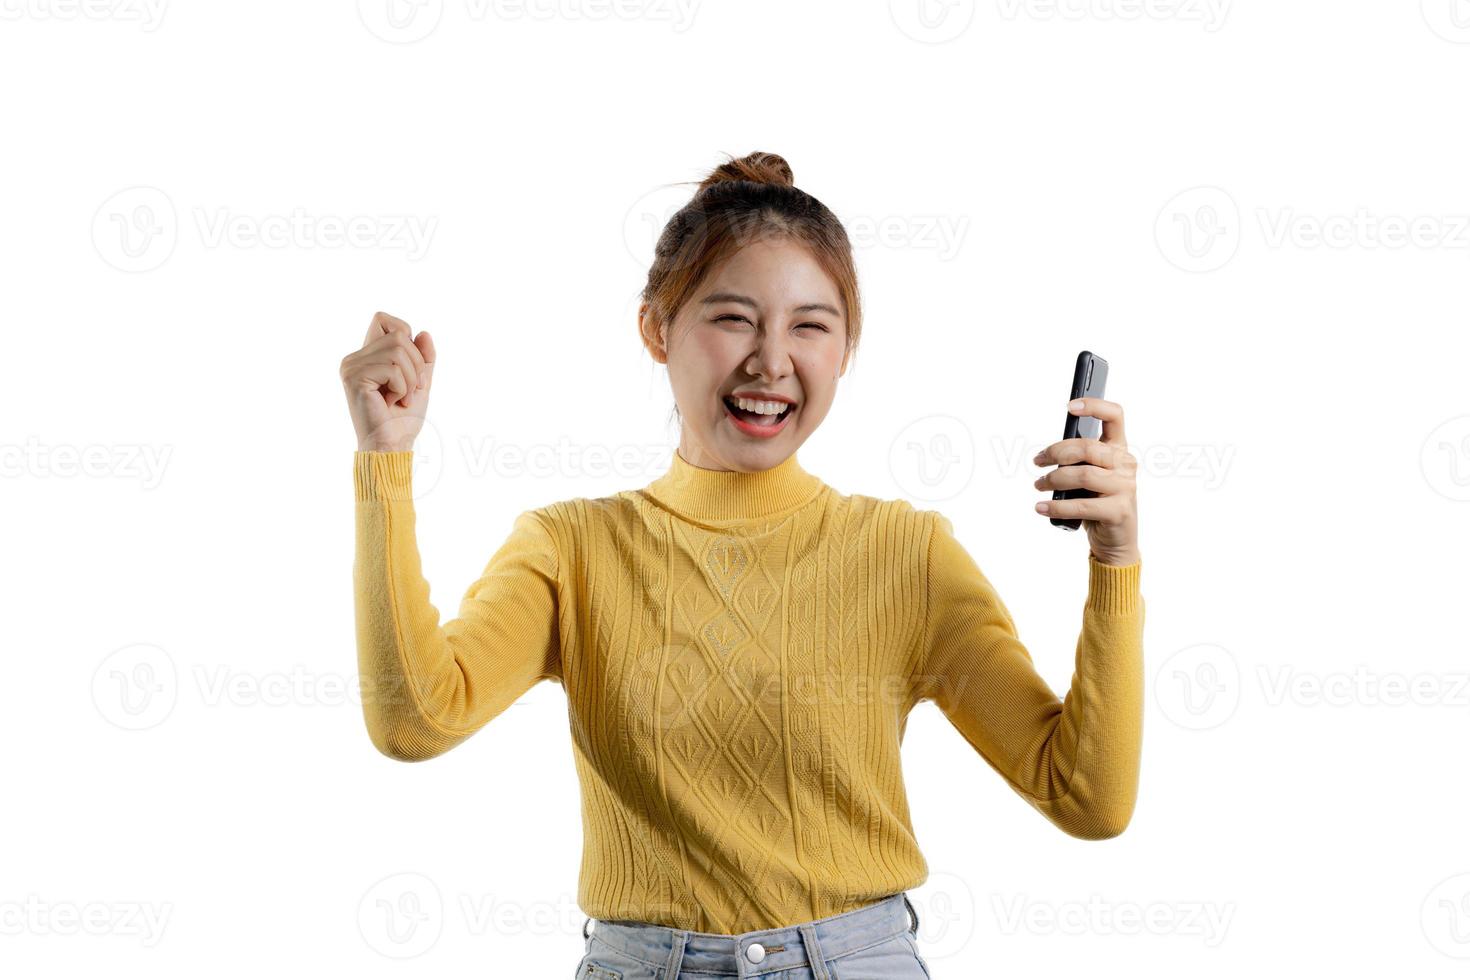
[1051,350,1108,531]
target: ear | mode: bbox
[640,302,668,365]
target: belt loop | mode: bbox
[902,894,919,937]
[663,929,688,977]
[798,923,832,980]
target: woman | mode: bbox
[340,151,1144,978]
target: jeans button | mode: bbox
[745,942,766,963]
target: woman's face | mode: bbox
[650,236,850,472]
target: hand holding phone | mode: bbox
[1034,351,1140,564]
[1051,350,1108,531]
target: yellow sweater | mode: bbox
[353,448,1144,934]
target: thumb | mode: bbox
[414,331,436,387]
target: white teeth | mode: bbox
[730,396,789,415]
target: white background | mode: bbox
[4,1,1469,977]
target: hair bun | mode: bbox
[699,151,794,190]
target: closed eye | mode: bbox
[714,314,829,332]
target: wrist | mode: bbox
[1091,548,1140,567]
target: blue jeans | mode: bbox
[574,892,931,978]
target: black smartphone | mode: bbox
[1051,350,1108,531]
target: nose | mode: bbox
[745,328,795,382]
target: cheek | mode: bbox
[680,334,741,384]
[797,351,842,389]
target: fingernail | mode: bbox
[1033,452,1046,464]
[1035,501,1050,513]
[1068,399,1084,411]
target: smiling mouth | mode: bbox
[723,396,795,426]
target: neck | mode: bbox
[641,449,826,523]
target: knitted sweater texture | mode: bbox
[353,448,1144,933]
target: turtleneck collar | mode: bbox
[641,449,827,523]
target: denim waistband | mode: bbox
[581,892,919,978]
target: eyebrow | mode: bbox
[700,291,842,318]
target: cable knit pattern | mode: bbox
[352,448,1144,933]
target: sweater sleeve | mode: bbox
[914,512,1143,839]
[353,451,562,762]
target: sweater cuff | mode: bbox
[1085,555,1142,615]
[354,451,415,503]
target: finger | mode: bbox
[389,350,419,405]
[1035,464,1127,495]
[1034,438,1120,468]
[365,330,427,393]
[361,348,418,394]
[364,310,412,347]
[361,364,414,405]
[374,362,409,401]
[361,329,422,370]
[358,357,417,399]
[408,337,427,383]
[348,353,403,393]
[411,333,432,393]
[1037,495,1124,522]
[391,332,426,385]
[415,330,436,365]
[1069,396,1126,447]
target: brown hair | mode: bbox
[639,151,862,383]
